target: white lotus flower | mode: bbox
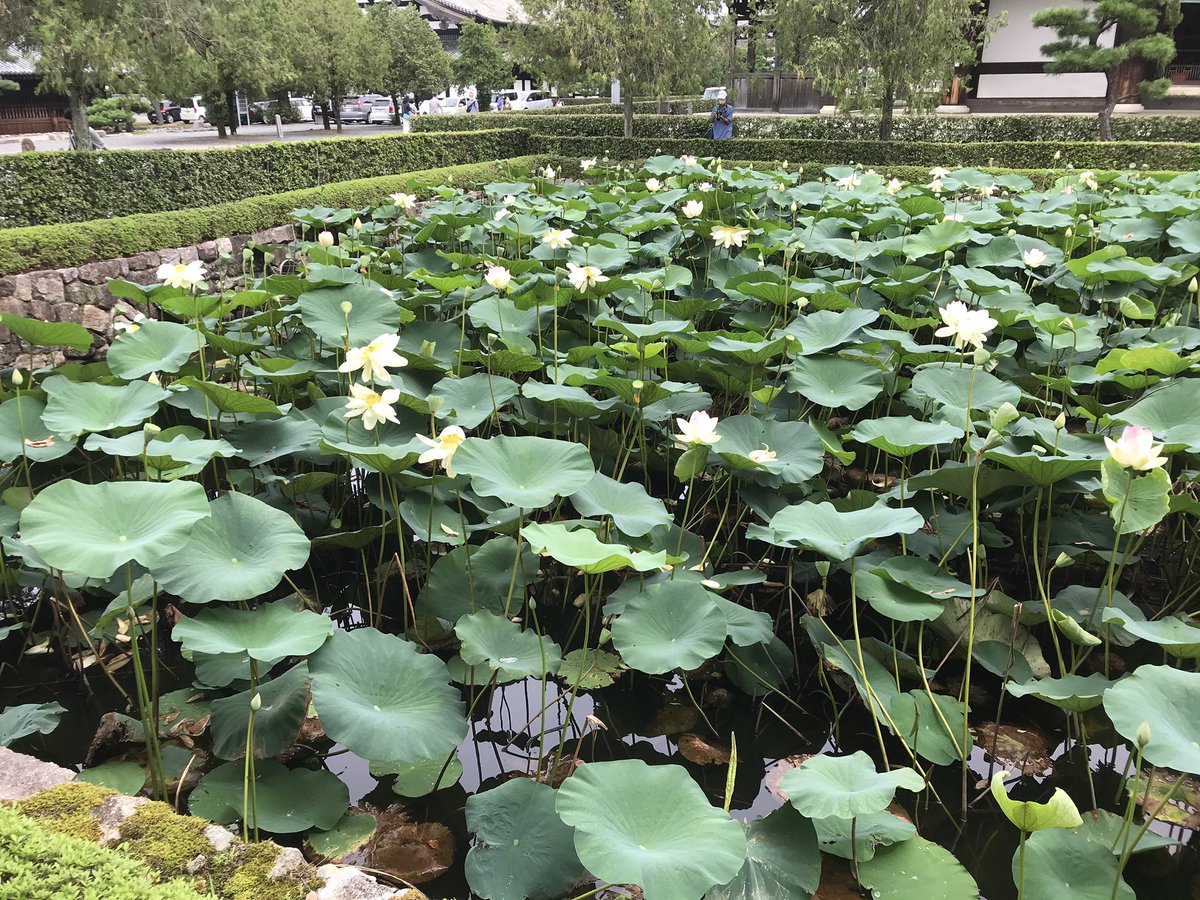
[484,265,512,291]
[343,382,401,431]
[339,333,408,383]
[494,207,510,221]
[681,199,704,219]
[886,178,903,195]
[934,300,997,351]
[542,228,575,249]
[115,312,146,334]
[711,224,750,249]
[502,194,518,206]
[943,213,965,223]
[645,177,662,192]
[156,260,206,290]
[1062,184,1076,196]
[681,154,697,166]
[417,425,467,476]
[1023,248,1047,269]
[748,447,777,464]
[317,230,335,247]
[927,178,944,193]
[674,410,722,447]
[580,157,597,171]
[389,192,417,209]
[930,166,951,178]
[1105,425,1167,471]
[542,165,557,180]
[836,172,861,190]
[977,183,996,197]
[567,262,608,293]
[698,181,714,192]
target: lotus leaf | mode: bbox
[188,759,347,833]
[780,751,924,819]
[454,436,596,509]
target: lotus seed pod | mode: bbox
[815,561,830,577]
[973,348,991,367]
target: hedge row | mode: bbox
[533,134,1200,172]
[0,156,550,276]
[0,128,534,229]
[414,110,1200,143]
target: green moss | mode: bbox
[0,803,212,899]
[208,842,319,900]
[17,781,115,842]
[119,801,214,876]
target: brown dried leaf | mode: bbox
[970,721,1053,776]
[677,733,731,766]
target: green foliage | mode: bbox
[371,2,453,102]
[0,804,211,900]
[454,20,512,105]
[86,95,149,133]
[18,782,116,842]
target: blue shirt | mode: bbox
[711,103,733,139]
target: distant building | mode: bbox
[0,50,67,135]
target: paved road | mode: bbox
[0,120,417,154]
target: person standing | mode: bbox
[465,89,479,113]
[709,89,733,140]
[428,95,444,114]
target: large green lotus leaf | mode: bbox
[1103,664,1200,772]
[0,312,91,351]
[764,500,925,561]
[226,417,322,466]
[309,628,467,763]
[522,522,668,574]
[455,611,562,682]
[151,492,311,603]
[780,751,924,819]
[1101,458,1171,535]
[889,689,969,765]
[904,219,971,259]
[984,448,1101,487]
[20,480,211,579]
[298,283,405,347]
[188,759,347,833]
[858,836,979,900]
[1005,673,1111,713]
[1101,609,1200,657]
[172,377,281,417]
[172,602,333,661]
[77,760,148,794]
[306,813,378,859]
[371,755,464,796]
[454,436,596,509]
[209,662,310,760]
[611,580,728,674]
[1071,809,1178,856]
[429,373,520,429]
[990,771,1082,832]
[558,648,625,689]
[851,416,964,457]
[416,536,538,620]
[855,570,945,622]
[555,759,748,900]
[909,365,1020,415]
[0,701,65,746]
[783,308,878,355]
[705,804,820,900]
[1017,828,1133,900]
[1116,378,1200,447]
[40,375,167,436]
[465,778,584,900]
[709,593,774,647]
[875,555,974,598]
[107,320,197,379]
[786,355,884,411]
[713,415,825,483]
[812,810,917,862]
[569,472,672,537]
[0,395,75,463]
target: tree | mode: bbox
[517,0,720,137]
[290,0,386,132]
[0,0,138,150]
[773,0,996,140]
[1035,0,1180,140]
[371,3,453,121]
[453,20,512,109]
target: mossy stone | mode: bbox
[18,781,115,842]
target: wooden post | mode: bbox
[773,68,782,112]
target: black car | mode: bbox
[147,99,182,124]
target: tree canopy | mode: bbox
[289,0,387,132]
[371,3,454,106]
[454,20,512,107]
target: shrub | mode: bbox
[0,155,551,276]
[86,96,152,134]
[0,128,533,228]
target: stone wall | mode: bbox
[0,223,298,368]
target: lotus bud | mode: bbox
[317,230,334,247]
[790,202,798,213]
[250,693,262,712]
[1190,278,1199,294]
[427,396,445,414]
[782,160,789,169]
[943,250,954,263]
[1053,150,1062,161]
[1136,720,1152,747]
[851,231,860,241]
[340,301,353,316]
[352,218,363,230]
[815,560,830,577]
[1065,227,1074,238]
[10,369,22,387]
[1053,411,1067,430]
[990,402,1019,431]
[1053,552,1074,569]
[973,347,991,367]
[419,339,436,358]
[143,423,162,438]
[147,372,161,386]
[1007,229,1016,237]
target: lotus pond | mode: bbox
[4,156,1200,899]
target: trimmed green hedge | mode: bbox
[415,110,1200,143]
[0,156,549,276]
[533,134,1199,172]
[0,128,533,228]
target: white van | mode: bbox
[179,95,207,124]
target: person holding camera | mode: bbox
[708,89,733,140]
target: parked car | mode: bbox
[338,94,388,124]
[702,86,725,101]
[492,89,554,111]
[367,96,396,124]
[179,96,206,124]
[289,97,315,122]
[147,99,182,124]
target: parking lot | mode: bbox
[0,119,418,154]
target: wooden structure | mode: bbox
[0,53,67,135]
[732,72,831,113]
